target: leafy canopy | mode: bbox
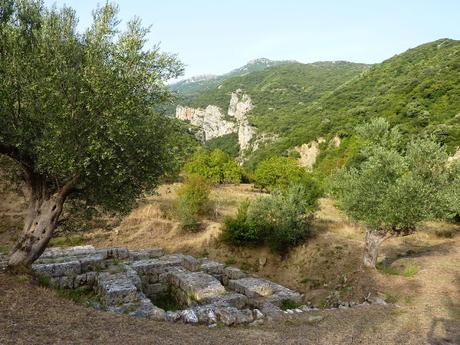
[330,118,459,231]
[0,0,184,211]
[222,184,319,253]
[183,148,242,184]
[253,156,321,201]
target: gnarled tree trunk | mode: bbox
[7,172,75,272]
[363,228,388,268]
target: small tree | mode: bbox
[175,175,211,231]
[330,118,458,268]
[253,156,320,194]
[0,1,184,270]
[183,148,242,184]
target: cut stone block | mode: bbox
[79,254,106,272]
[74,272,97,287]
[215,306,239,326]
[104,247,130,259]
[200,260,225,276]
[63,245,96,257]
[223,267,246,280]
[50,275,75,289]
[228,277,273,298]
[181,255,201,271]
[205,292,248,309]
[32,260,81,278]
[143,283,168,296]
[170,271,226,304]
[97,272,140,306]
[130,256,183,276]
[129,248,163,260]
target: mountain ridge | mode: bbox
[172,38,460,171]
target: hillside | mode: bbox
[172,39,460,170]
[170,58,297,98]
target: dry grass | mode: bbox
[0,273,443,345]
[1,182,459,344]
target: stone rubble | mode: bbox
[0,245,385,327]
[27,245,309,326]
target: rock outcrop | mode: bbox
[293,135,342,170]
[175,89,256,153]
[175,105,235,141]
[294,138,326,170]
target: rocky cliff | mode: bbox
[293,135,341,170]
[176,90,256,152]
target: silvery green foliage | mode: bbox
[0,1,185,211]
[331,118,458,231]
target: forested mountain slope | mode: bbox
[171,39,460,170]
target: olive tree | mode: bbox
[0,0,184,270]
[330,118,459,268]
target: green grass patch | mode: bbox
[224,257,236,265]
[15,274,30,283]
[376,263,419,277]
[404,295,414,305]
[36,274,51,287]
[57,286,97,304]
[280,299,302,310]
[0,244,10,255]
[49,234,85,247]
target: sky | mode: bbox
[44,0,460,80]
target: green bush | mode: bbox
[175,176,211,231]
[184,148,242,184]
[221,184,319,253]
[253,156,318,192]
[221,201,261,245]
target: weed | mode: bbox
[15,274,29,283]
[49,234,85,247]
[224,257,236,265]
[280,299,302,310]
[376,263,418,277]
[401,265,419,277]
[404,295,413,305]
[57,286,95,304]
[385,294,399,304]
[0,244,10,255]
[36,274,51,287]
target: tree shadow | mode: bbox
[380,241,456,267]
[426,273,460,345]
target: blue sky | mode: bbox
[44,0,460,80]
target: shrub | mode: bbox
[221,184,319,253]
[221,201,261,245]
[184,148,242,184]
[175,176,211,231]
[253,156,318,192]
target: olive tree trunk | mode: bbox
[7,172,75,272]
[362,228,388,268]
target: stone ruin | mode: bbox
[26,245,315,326]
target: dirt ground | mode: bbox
[1,183,459,344]
[0,273,451,345]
